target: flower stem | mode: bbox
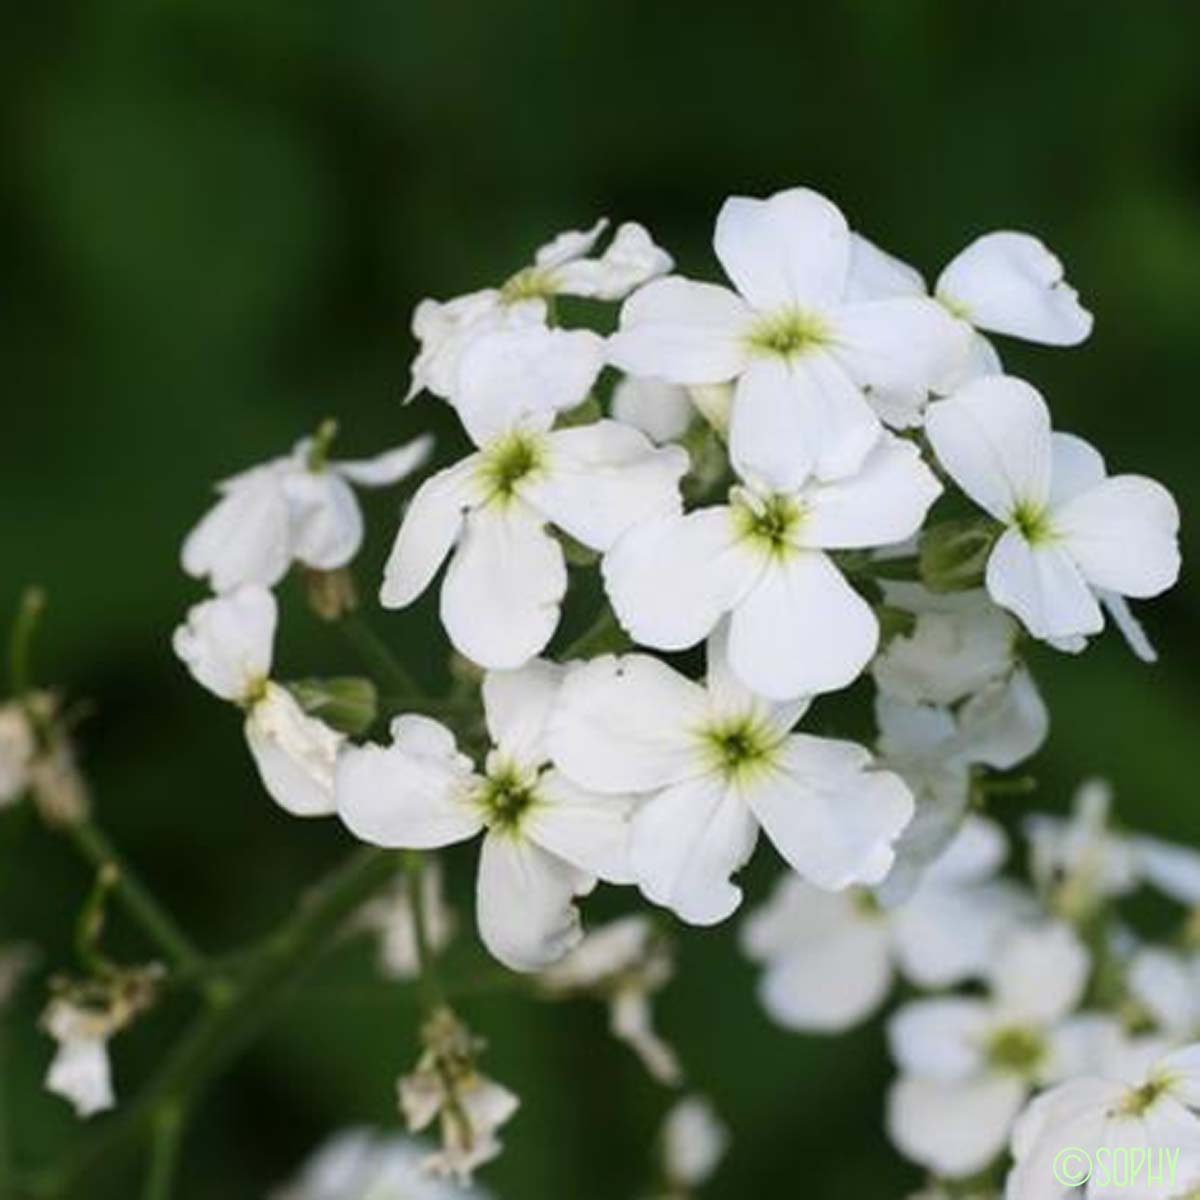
[337,612,427,704]
[8,587,46,697]
[140,1104,185,1200]
[403,851,443,1012]
[561,605,624,660]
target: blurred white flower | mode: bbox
[382,326,687,669]
[549,627,913,926]
[659,1096,728,1194]
[603,431,941,699]
[358,861,456,981]
[1128,948,1200,1043]
[173,586,342,816]
[0,702,35,807]
[926,377,1180,652]
[612,375,695,444]
[609,186,966,489]
[182,432,432,593]
[43,998,116,1119]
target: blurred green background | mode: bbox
[1,1,1197,1196]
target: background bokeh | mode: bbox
[1,2,1197,1196]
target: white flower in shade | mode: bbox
[872,585,1020,707]
[43,998,116,1119]
[272,1129,490,1200]
[603,431,941,699]
[1134,836,1200,910]
[1129,949,1200,1043]
[608,186,966,489]
[925,376,1180,651]
[407,219,673,400]
[0,702,35,806]
[382,326,688,670]
[357,861,455,981]
[660,1096,729,1192]
[875,669,1048,904]
[1003,1043,1200,1200]
[887,922,1095,1179]
[540,914,681,1085]
[172,587,342,817]
[741,817,1029,1033]
[848,229,1093,415]
[612,375,695,444]
[182,433,433,593]
[337,660,634,971]
[549,628,914,926]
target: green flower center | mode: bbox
[477,764,541,833]
[1011,499,1055,545]
[985,1025,1047,1077]
[733,493,804,559]
[700,715,781,783]
[1118,1074,1173,1118]
[479,433,545,503]
[746,309,831,359]
[500,267,555,303]
[851,889,883,919]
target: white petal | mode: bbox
[525,420,687,550]
[1048,432,1107,506]
[729,353,880,491]
[746,735,913,889]
[333,435,434,486]
[704,620,809,732]
[440,504,567,669]
[888,997,993,1078]
[335,723,481,848]
[925,375,1053,520]
[956,666,1049,770]
[935,231,1093,345]
[660,1097,729,1188]
[936,328,1005,393]
[284,471,363,571]
[610,375,694,444]
[534,217,608,268]
[714,188,850,310]
[800,432,942,549]
[1127,950,1199,1037]
[172,586,276,703]
[181,466,293,592]
[740,874,860,961]
[476,833,591,971]
[630,774,758,925]
[1134,836,1200,907]
[548,653,709,793]
[729,552,878,699]
[1054,475,1181,598]
[453,326,606,446]
[525,769,635,884]
[379,458,480,609]
[986,530,1102,641]
[553,221,674,300]
[46,1038,114,1119]
[925,814,1009,887]
[607,277,751,384]
[845,233,926,301]
[482,659,564,766]
[609,989,681,1085]
[990,922,1089,1023]
[245,683,342,817]
[1099,592,1158,663]
[757,919,893,1032]
[887,1075,1026,1178]
[602,508,762,652]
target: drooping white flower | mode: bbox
[407,219,673,400]
[337,659,634,971]
[182,433,433,594]
[272,1128,490,1200]
[741,817,1029,1032]
[887,922,1094,1178]
[540,914,681,1085]
[612,375,695,444]
[42,998,116,1119]
[603,431,941,699]
[0,702,35,806]
[848,229,1093,417]
[1128,949,1200,1043]
[172,586,342,817]
[659,1096,729,1192]
[926,376,1180,651]
[1003,1043,1200,1200]
[357,861,456,981]
[549,628,913,926]
[382,326,688,670]
[608,186,966,489]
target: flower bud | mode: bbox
[918,518,1000,594]
[285,677,378,737]
[303,566,358,622]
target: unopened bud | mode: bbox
[304,566,359,621]
[286,677,378,736]
[918,518,1000,594]
[687,383,732,439]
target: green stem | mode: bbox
[63,820,204,977]
[561,606,622,661]
[402,851,443,1012]
[337,613,426,703]
[0,1020,11,1185]
[35,847,398,1198]
[9,587,46,697]
[141,1105,185,1200]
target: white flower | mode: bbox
[887,922,1094,1178]
[848,229,1093,414]
[172,586,342,817]
[382,326,688,669]
[660,1096,729,1191]
[357,861,456,981]
[337,660,634,971]
[1134,836,1200,909]
[407,219,673,400]
[1004,1043,1200,1200]
[608,186,966,489]
[741,817,1028,1032]
[603,431,941,699]
[872,585,1021,706]
[875,669,1048,903]
[540,915,681,1084]
[612,375,694,444]
[182,434,433,593]
[1129,949,1200,1043]
[549,628,913,926]
[42,998,117,1119]
[0,702,35,806]
[925,376,1180,650]
[272,1128,490,1200]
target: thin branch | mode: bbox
[336,612,427,704]
[403,851,443,1012]
[141,1105,185,1200]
